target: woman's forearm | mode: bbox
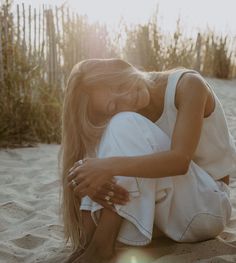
[110,150,189,179]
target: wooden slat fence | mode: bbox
[0,1,235,91]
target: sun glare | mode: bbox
[67,0,155,25]
[13,0,236,35]
[66,0,236,35]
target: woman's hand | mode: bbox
[67,158,125,199]
[90,180,130,209]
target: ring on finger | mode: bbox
[108,191,114,197]
[105,195,111,201]
[76,159,84,166]
[106,200,113,206]
[71,179,78,188]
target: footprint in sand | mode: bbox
[11,234,47,249]
[0,201,34,221]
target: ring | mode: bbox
[71,179,78,188]
[76,159,83,166]
[105,195,111,201]
[107,200,113,205]
[108,191,114,197]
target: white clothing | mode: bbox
[80,111,232,245]
[155,69,236,180]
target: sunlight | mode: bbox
[66,0,236,35]
[115,248,153,263]
[67,0,155,25]
[131,255,138,263]
[13,0,236,35]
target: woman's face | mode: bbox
[87,83,150,124]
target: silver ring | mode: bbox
[105,195,111,201]
[71,179,78,188]
[76,159,83,166]
[108,191,114,197]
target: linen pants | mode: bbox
[80,112,232,246]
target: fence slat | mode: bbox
[34,8,36,54]
[28,5,31,56]
[0,20,4,83]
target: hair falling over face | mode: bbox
[59,58,156,249]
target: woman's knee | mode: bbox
[98,111,170,157]
[179,213,225,242]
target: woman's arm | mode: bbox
[112,73,210,178]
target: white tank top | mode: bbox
[155,69,236,180]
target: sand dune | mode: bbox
[0,78,236,263]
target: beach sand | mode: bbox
[0,78,236,263]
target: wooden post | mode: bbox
[28,5,31,56]
[0,19,4,84]
[195,32,201,72]
[45,8,57,86]
[38,7,41,57]
[55,6,60,86]
[34,8,36,54]
[22,3,26,53]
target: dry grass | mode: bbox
[0,1,235,147]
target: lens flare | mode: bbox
[115,248,153,263]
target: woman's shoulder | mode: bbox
[175,70,210,109]
[177,70,208,93]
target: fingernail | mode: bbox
[69,167,74,173]
[68,172,74,177]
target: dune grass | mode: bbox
[0,1,235,147]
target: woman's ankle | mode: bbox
[86,239,114,259]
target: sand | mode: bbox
[0,77,236,263]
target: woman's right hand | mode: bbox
[90,180,130,210]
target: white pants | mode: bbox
[80,112,232,246]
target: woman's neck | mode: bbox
[138,72,168,122]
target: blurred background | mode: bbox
[0,0,236,147]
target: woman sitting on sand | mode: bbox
[60,58,236,263]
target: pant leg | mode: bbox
[155,162,232,243]
[80,111,172,246]
[80,111,232,245]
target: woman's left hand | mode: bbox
[67,158,115,198]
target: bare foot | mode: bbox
[71,243,114,263]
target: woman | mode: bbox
[60,58,235,263]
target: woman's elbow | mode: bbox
[173,151,191,175]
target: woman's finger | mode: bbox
[102,183,129,200]
[103,181,129,194]
[91,198,115,210]
[67,168,79,183]
[93,190,128,205]
[69,159,85,173]
[67,160,85,182]
[102,191,128,203]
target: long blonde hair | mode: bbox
[59,58,155,249]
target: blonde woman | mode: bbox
[60,58,235,263]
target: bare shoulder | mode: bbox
[175,72,209,108]
[178,72,207,91]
